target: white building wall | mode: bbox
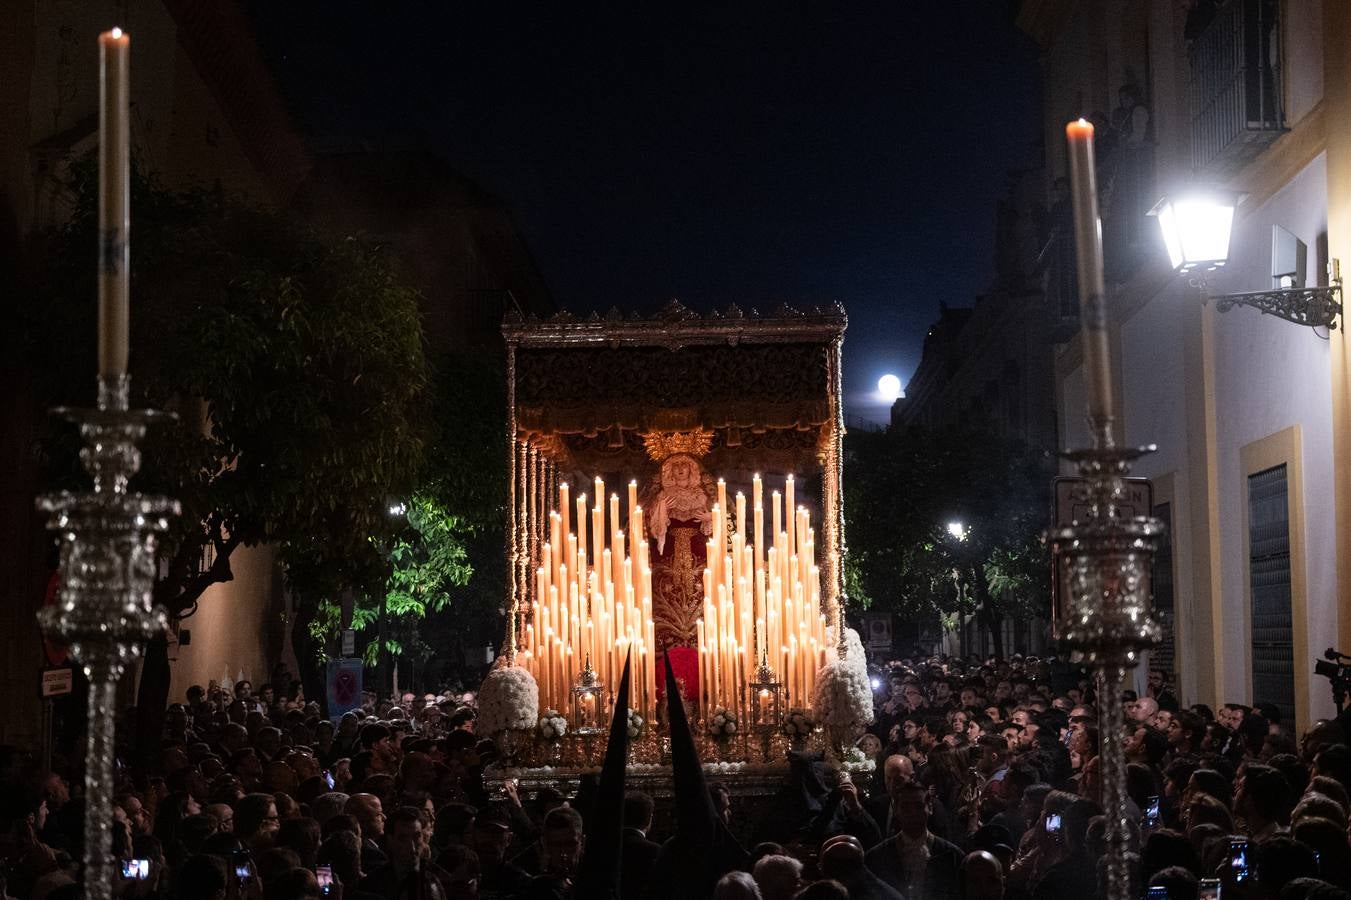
[1209,153,1337,723]
[1120,285,1196,698]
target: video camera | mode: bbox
[1314,648,1351,711]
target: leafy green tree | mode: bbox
[844,425,1052,656]
[25,163,430,753]
[309,493,472,673]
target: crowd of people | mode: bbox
[1,654,1349,900]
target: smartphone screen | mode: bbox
[316,864,334,896]
[120,859,149,880]
[324,770,335,789]
[1198,877,1222,900]
[1144,794,1161,828]
[231,850,255,884]
[1045,813,1062,834]
[1229,839,1251,883]
[1146,888,1169,900]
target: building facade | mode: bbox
[1020,0,1351,732]
[891,168,1062,455]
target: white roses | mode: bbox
[477,665,539,735]
[707,707,739,738]
[537,709,568,741]
[626,708,645,741]
[783,708,814,737]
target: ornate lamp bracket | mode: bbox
[1195,273,1343,330]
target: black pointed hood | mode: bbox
[572,651,631,899]
[649,654,747,898]
[664,652,718,839]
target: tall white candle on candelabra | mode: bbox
[98,28,131,379]
[1065,118,1115,449]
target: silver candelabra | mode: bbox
[37,375,178,900]
[1053,445,1162,899]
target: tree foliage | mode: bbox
[844,425,1053,653]
[308,492,475,669]
[26,162,433,740]
[30,162,431,606]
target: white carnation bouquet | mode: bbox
[707,707,738,738]
[626,708,645,741]
[477,665,539,735]
[813,655,874,731]
[537,708,568,741]
[783,708,814,737]
[843,626,868,675]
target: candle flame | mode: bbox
[109,26,124,38]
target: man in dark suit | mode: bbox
[821,835,904,900]
[468,805,530,900]
[865,781,964,900]
[621,791,661,900]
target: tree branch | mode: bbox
[165,531,241,617]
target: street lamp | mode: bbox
[946,520,967,541]
[1149,191,1343,329]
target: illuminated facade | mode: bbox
[1021,0,1351,731]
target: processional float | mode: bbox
[479,301,876,794]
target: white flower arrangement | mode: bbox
[477,665,539,735]
[844,627,868,676]
[813,655,875,730]
[707,707,739,738]
[626,708,645,741]
[783,708,814,737]
[536,708,568,741]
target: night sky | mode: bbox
[249,3,1041,426]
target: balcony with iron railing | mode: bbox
[1189,0,1285,176]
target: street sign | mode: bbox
[326,658,363,721]
[40,666,74,698]
[341,629,356,657]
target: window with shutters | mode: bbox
[1248,464,1295,717]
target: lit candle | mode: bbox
[1065,118,1116,448]
[702,613,713,713]
[98,27,131,380]
[784,476,795,558]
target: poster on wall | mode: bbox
[326,658,363,721]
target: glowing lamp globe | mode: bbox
[1148,192,1238,272]
[877,374,903,401]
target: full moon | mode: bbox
[877,373,902,400]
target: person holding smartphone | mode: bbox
[1027,798,1099,900]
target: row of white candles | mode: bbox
[519,476,659,719]
[517,471,831,725]
[697,474,832,723]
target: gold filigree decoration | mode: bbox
[653,525,704,649]
[641,428,715,461]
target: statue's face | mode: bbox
[661,455,699,490]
